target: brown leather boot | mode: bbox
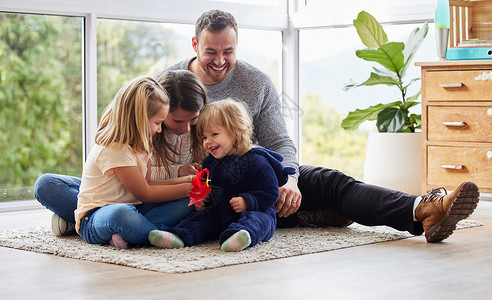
[415,181,479,243]
[297,209,353,228]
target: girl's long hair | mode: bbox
[95,76,169,154]
[152,70,208,174]
[196,99,253,156]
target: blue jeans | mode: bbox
[34,173,80,224]
[34,173,194,244]
[79,200,193,246]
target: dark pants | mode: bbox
[277,166,424,236]
[168,207,276,248]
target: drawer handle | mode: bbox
[488,151,492,159]
[441,164,463,170]
[439,82,463,88]
[442,121,466,127]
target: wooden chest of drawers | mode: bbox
[416,60,492,194]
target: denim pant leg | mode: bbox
[136,198,194,231]
[298,165,424,235]
[79,203,158,246]
[34,173,80,224]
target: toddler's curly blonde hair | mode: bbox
[196,99,253,156]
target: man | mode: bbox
[156,9,479,243]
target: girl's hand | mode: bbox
[229,196,247,213]
[178,163,200,177]
[115,165,191,203]
[186,175,194,193]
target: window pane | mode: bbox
[237,28,282,91]
[96,19,195,117]
[0,13,83,202]
[212,0,282,6]
[299,23,435,179]
[97,20,282,116]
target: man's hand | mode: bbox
[178,163,200,177]
[276,176,301,217]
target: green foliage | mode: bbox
[96,19,178,116]
[353,11,388,48]
[0,14,81,191]
[302,93,367,179]
[342,11,428,133]
[0,14,180,201]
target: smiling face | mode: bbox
[148,105,169,138]
[163,107,200,136]
[202,125,237,159]
[191,26,237,86]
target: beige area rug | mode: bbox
[0,220,481,273]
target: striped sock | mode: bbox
[148,230,184,249]
[220,230,251,252]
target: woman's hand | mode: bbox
[178,163,200,177]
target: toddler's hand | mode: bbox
[230,196,247,213]
[195,192,211,210]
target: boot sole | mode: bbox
[425,182,479,243]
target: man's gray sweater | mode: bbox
[158,58,299,176]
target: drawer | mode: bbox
[427,145,492,188]
[427,106,492,142]
[425,70,492,101]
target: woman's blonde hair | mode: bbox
[196,99,253,156]
[95,76,169,153]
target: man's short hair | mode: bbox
[195,9,238,42]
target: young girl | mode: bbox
[149,99,296,251]
[34,70,207,238]
[75,76,193,249]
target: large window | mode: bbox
[96,20,195,117]
[299,23,436,179]
[0,0,440,206]
[0,10,282,205]
[96,20,282,117]
[237,28,282,91]
[0,12,83,202]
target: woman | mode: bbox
[34,70,207,237]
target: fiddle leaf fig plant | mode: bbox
[342,11,428,132]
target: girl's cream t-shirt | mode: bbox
[74,143,150,233]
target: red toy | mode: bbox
[188,168,211,207]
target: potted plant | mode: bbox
[343,11,428,194]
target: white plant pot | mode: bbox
[363,132,422,195]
